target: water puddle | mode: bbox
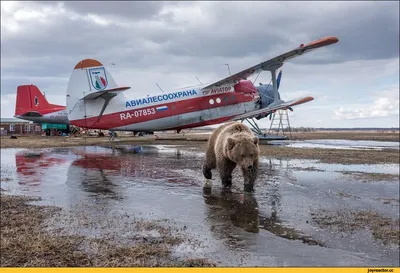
[1,144,399,266]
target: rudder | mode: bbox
[66,59,130,123]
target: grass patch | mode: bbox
[374,197,400,207]
[336,191,360,199]
[291,166,325,172]
[340,171,400,183]
[0,177,12,182]
[258,146,400,165]
[290,131,399,142]
[311,208,400,247]
[0,194,216,267]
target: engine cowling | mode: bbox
[233,80,257,94]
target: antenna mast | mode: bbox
[195,77,203,85]
[225,64,231,75]
[156,83,164,93]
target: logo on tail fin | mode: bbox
[34,96,39,106]
[88,67,108,91]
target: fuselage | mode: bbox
[69,80,278,132]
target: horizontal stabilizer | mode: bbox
[20,111,43,117]
[80,86,131,100]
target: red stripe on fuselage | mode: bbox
[168,115,237,131]
[71,91,258,129]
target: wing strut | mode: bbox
[264,65,284,106]
[241,117,264,136]
[271,69,279,102]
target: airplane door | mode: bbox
[169,102,182,127]
[207,96,221,121]
[218,92,241,119]
[200,95,229,125]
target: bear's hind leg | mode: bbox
[203,147,217,179]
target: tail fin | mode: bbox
[15,85,64,116]
[66,59,130,123]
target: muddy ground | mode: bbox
[1,135,399,165]
[1,141,399,267]
[0,194,215,267]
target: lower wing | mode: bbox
[231,96,314,121]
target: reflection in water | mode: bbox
[15,151,67,185]
[68,147,133,200]
[203,187,259,233]
[65,146,202,200]
[76,167,119,198]
[202,186,324,247]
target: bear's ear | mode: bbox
[227,137,236,149]
[235,124,242,131]
[253,136,259,145]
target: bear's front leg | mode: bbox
[202,163,212,179]
[241,160,259,192]
[217,160,236,188]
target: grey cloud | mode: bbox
[60,1,166,20]
[1,1,398,96]
[294,1,400,64]
[163,29,288,59]
[159,1,399,63]
[1,76,69,99]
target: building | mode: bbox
[0,118,42,135]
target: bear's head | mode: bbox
[226,135,259,170]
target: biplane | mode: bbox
[16,36,339,138]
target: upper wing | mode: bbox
[231,96,314,121]
[201,36,339,90]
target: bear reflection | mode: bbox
[202,186,324,247]
[202,186,260,233]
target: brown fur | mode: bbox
[202,121,260,192]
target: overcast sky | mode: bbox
[1,1,399,128]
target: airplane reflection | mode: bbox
[15,151,67,185]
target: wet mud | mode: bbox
[269,139,399,151]
[1,144,399,266]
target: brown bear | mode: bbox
[202,121,260,192]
